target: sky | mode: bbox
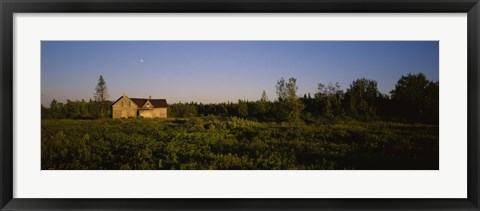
[41,41,438,106]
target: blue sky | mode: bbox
[41,41,438,105]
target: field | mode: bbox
[41,117,438,170]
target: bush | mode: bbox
[41,117,439,170]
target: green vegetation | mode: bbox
[42,73,439,124]
[42,75,112,119]
[42,117,438,170]
[41,73,439,170]
[93,75,110,118]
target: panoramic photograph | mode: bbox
[41,41,439,170]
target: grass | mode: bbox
[41,117,439,170]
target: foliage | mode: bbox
[253,91,270,121]
[237,100,249,118]
[42,73,439,124]
[169,102,197,118]
[41,73,439,170]
[42,98,112,119]
[275,77,304,122]
[41,118,439,170]
[94,75,110,118]
[390,73,439,123]
[94,75,109,102]
[344,78,379,118]
[315,82,345,120]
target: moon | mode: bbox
[140,59,144,63]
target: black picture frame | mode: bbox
[1,0,479,210]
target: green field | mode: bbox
[41,117,438,170]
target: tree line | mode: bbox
[42,75,112,119]
[169,72,438,123]
[42,73,438,123]
[42,98,113,119]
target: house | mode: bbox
[112,95,168,119]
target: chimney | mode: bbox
[149,96,152,100]
[122,93,125,96]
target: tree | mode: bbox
[329,82,345,117]
[254,91,270,120]
[344,78,379,118]
[217,104,228,116]
[390,73,438,123]
[275,77,304,122]
[423,81,439,123]
[94,75,109,102]
[50,99,59,111]
[79,99,89,117]
[94,75,109,117]
[65,100,80,118]
[315,83,332,119]
[276,78,288,102]
[237,100,249,118]
[48,99,66,119]
[169,102,198,118]
[41,105,48,118]
[260,90,269,103]
[314,82,345,120]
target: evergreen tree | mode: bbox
[94,75,109,117]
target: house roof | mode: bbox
[129,98,148,107]
[112,96,168,108]
[130,98,168,108]
[149,99,169,108]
